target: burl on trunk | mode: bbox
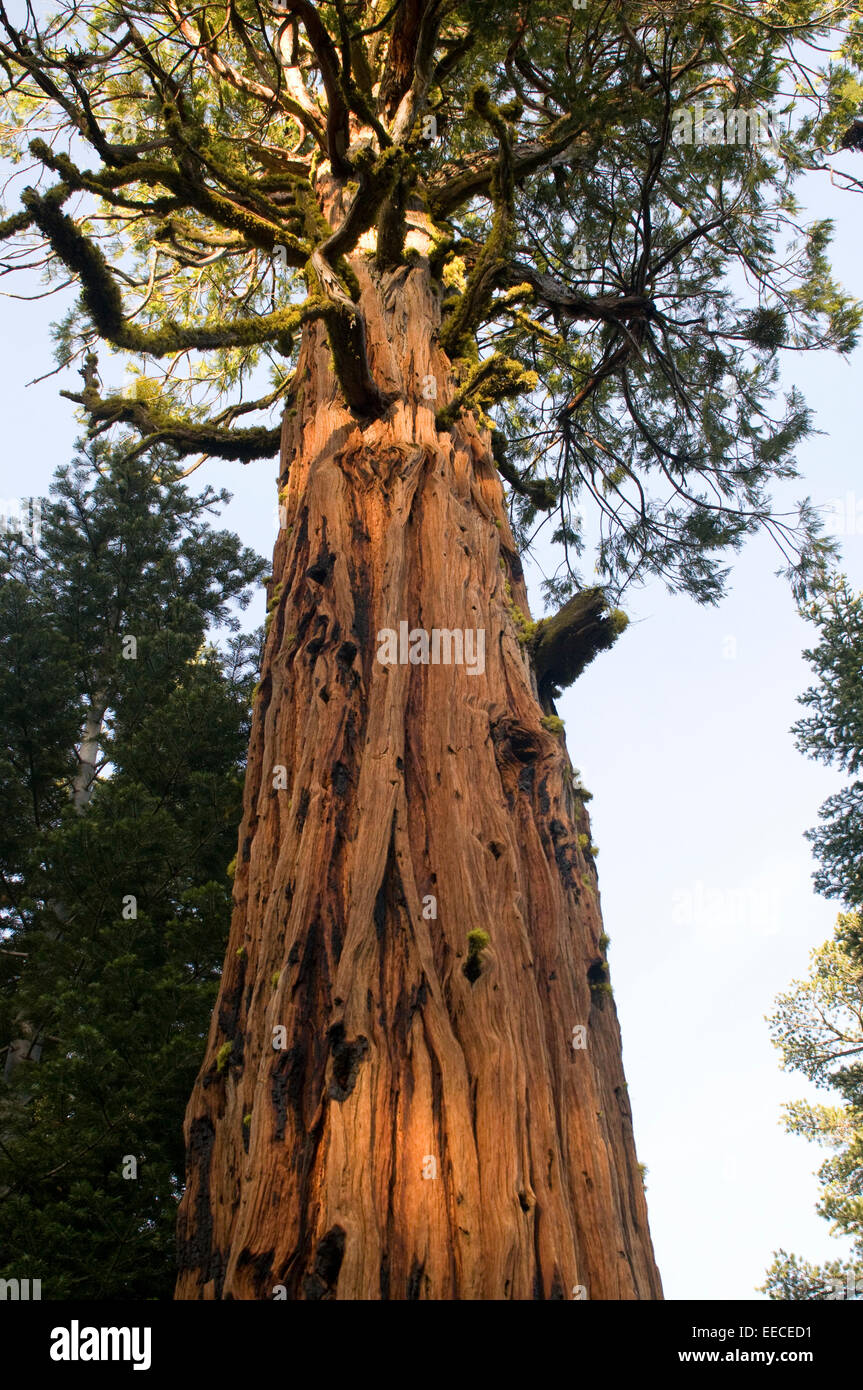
[175,186,662,1302]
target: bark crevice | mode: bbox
[175,202,661,1302]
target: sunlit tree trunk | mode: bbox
[176,178,661,1301]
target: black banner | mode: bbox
[3,1297,857,1378]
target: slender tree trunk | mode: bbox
[176,183,662,1301]
[4,692,106,1085]
[71,692,108,814]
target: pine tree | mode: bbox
[763,582,863,1301]
[0,1,861,1299]
[764,913,863,1301]
[793,579,863,909]
[0,442,264,1298]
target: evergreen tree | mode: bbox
[0,442,264,1298]
[763,581,863,1300]
[764,913,863,1300]
[793,579,863,909]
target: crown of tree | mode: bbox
[1,1,862,606]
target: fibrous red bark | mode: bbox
[175,184,662,1302]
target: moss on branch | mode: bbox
[323,144,406,261]
[438,87,515,358]
[491,430,558,511]
[0,208,35,239]
[308,246,390,416]
[436,354,537,430]
[530,588,629,698]
[61,358,280,462]
[22,183,321,357]
[28,139,310,264]
[24,137,402,427]
[376,170,410,269]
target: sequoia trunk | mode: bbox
[175,185,662,1301]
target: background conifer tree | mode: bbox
[0,442,264,1298]
[764,581,863,1300]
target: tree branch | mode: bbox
[530,588,628,699]
[22,181,320,356]
[61,354,281,462]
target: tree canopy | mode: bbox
[1,1,861,605]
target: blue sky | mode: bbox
[1,159,860,1301]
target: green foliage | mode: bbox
[0,440,264,1299]
[540,715,564,734]
[762,1250,863,1301]
[764,913,863,1298]
[0,2,858,600]
[503,580,539,645]
[764,575,863,1295]
[793,578,863,907]
[464,929,491,983]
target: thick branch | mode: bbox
[439,86,515,357]
[490,430,558,511]
[531,588,628,698]
[320,146,405,261]
[283,1,352,174]
[378,0,424,120]
[435,353,537,429]
[309,248,390,416]
[429,124,594,218]
[21,183,319,357]
[388,0,445,143]
[29,140,309,265]
[506,263,656,326]
[61,357,281,462]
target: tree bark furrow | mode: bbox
[176,194,661,1300]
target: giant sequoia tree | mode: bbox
[1,1,861,1300]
